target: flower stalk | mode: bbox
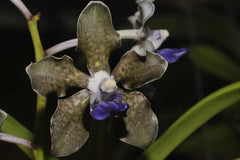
[26,11,47,160]
[10,0,47,159]
[9,0,32,20]
[45,39,77,56]
[45,29,141,56]
[117,29,141,40]
[0,132,33,149]
[27,14,45,61]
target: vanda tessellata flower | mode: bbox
[25,1,186,157]
[129,0,189,62]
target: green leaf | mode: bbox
[188,45,240,81]
[0,110,34,159]
[112,51,167,90]
[109,91,158,149]
[50,89,90,157]
[77,1,121,74]
[26,55,90,97]
[138,81,240,160]
[0,109,59,160]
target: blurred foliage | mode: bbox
[188,44,240,82]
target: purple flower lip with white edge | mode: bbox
[88,71,129,120]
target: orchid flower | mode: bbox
[26,1,168,157]
[129,0,189,62]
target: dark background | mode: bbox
[0,0,240,159]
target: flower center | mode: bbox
[100,79,117,93]
[87,70,116,93]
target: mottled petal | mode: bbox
[157,48,189,63]
[112,51,168,90]
[50,89,90,157]
[26,56,90,97]
[128,0,155,29]
[77,1,121,74]
[109,91,158,149]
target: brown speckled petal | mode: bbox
[112,50,168,90]
[116,91,158,149]
[77,1,121,74]
[26,55,89,97]
[50,89,90,157]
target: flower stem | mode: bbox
[117,29,140,40]
[27,11,59,160]
[45,39,77,56]
[10,0,48,159]
[27,14,45,61]
[0,132,33,149]
[9,0,32,20]
[45,29,141,56]
[33,147,45,160]
[27,13,48,152]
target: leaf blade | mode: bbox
[139,81,240,160]
[0,110,34,159]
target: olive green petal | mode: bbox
[26,55,90,97]
[50,89,90,157]
[120,91,158,149]
[112,51,168,90]
[77,1,121,74]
